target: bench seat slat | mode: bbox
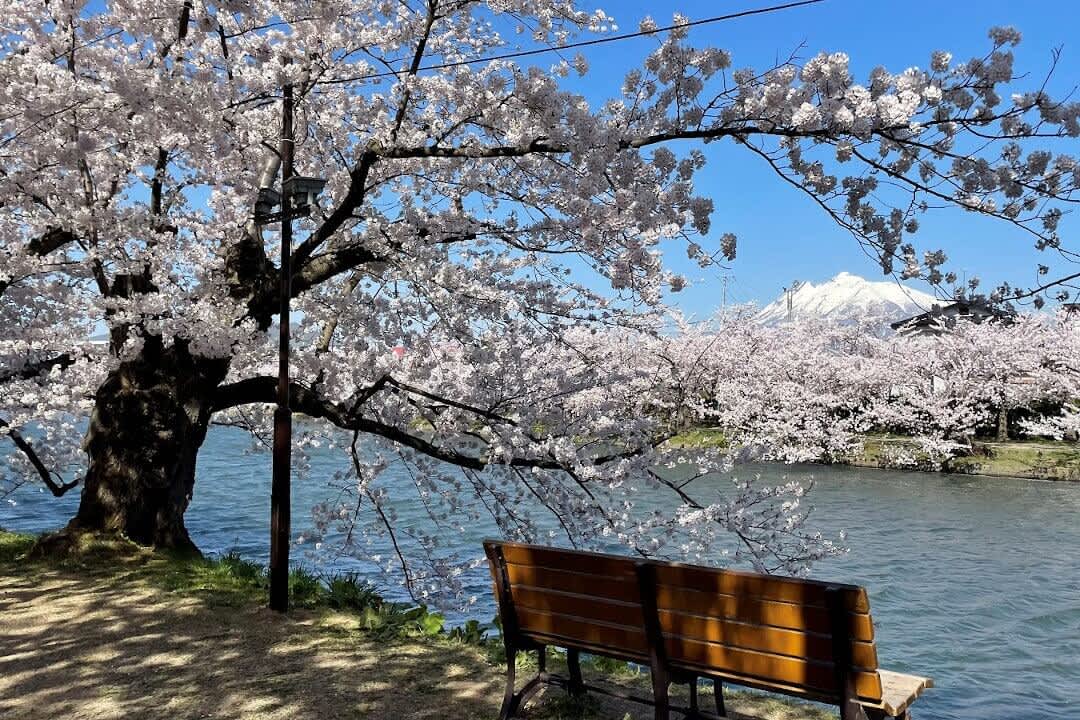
[870,669,934,717]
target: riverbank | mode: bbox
[668,429,1080,481]
[0,530,829,720]
[855,435,1080,481]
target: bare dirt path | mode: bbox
[0,566,503,720]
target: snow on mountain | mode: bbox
[755,272,938,326]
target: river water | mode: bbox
[2,426,1078,720]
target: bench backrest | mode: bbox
[484,540,883,705]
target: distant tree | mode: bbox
[1,2,1077,595]
[683,311,1080,465]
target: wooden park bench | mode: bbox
[484,540,932,720]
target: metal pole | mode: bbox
[269,81,294,613]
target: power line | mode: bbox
[318,0,825,86]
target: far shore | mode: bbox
[668,429,1080,482]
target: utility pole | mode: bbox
[721,275,729,308]
[269,80,294,613]
[784,280,802,320]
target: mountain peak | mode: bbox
[755,273,936,326]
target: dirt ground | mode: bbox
[0,565,512,719]
[0,564,830,720]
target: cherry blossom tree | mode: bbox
[2,1,1078,592]
[679,310,1080,469]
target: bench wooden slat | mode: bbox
[500,541,868,613]
[872,669,934,717]
[652,563,870,613]
[664,636,884,700]
[657,610,879,669]
[505,562,640,603]
[511,585,643,628]
[510,581,877,670]
[655,584,876,642]
[499,543,636,579]
[515,606,649,655]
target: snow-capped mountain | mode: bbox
[755,272,937,326]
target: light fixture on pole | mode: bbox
[284,176,327,212]
[253,82,326,613]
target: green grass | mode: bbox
[326,571,383,611]
[952,439,1080,480]
[0,528,35,563]
[666,427,728,449]
[154,549,269,606]
[857,435,1080,480]
[0,527,469,642]
[665,425,1080,480]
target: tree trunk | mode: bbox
[996,404,1009,442]
[63,336,230,552]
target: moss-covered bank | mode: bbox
[666,427,1080,481]
[855,435,1080,481]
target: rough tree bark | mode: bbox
[55,336,230,552]
[996,405,1010,442]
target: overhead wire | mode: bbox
[316,0,825,85]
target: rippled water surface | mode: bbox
[3,427,1079,720]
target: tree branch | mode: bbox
[0,418,79,497]
[211,374,657,473]
[0,353,77,385]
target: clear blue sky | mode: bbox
[541,0,1080,314]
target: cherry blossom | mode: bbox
[1,3,1077,601]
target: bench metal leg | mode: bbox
[840,700,871,720]
[566,648,585,697]
[498,646,548,720]
[498,647,518,720]
[651,675,669,720]
[713,679,726,717]
[840,698,871,720]
[637,562,672,720]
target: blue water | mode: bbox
[3,426,1079,720]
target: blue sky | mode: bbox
[539,0,1080,314]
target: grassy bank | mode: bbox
[0,529,830,720]
[665,427,1079,481]
[856,435,1080,481]
[667,427,728,449]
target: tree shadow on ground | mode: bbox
[0,560,831,720]
[0,565,503,719]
